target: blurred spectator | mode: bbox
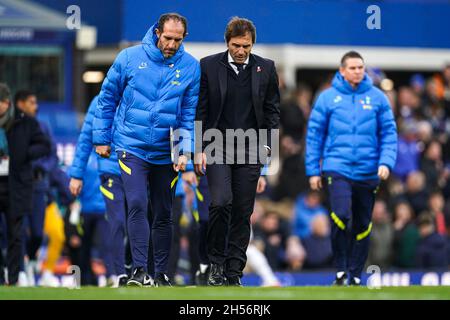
[397,86,422,120]
[279,84,311,141]
[443,64,450,117]
[367,200,394,269]
[76,153,113,286]
[420,139,449,191]
[14,90,60,286]
[416,120,433,145]
[393,121,421,181]
[292,191,327,239]
[272,139,308,201]
[428,191,447,236]
[253,211,291,270]
[410,73,426,100]
[285,235,305,271]
[393,202,420,268]
[0,83,50,285]
[405,171,429,216]
[302,214,332,269]
[416,214,449,269]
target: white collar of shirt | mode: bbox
[228,53,249,74]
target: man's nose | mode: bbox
[167,40,176,49]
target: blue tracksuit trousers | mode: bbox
[324,171,379,279]
[118,151,177,276]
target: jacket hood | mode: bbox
[141,22,185,64]
[332,71,373,94]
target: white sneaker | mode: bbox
[107,275,117,287]
[60,275,79,289]
[98,275,107,287]
[18,271,29,287]
[38,271,60,287]
[25,260,36,286]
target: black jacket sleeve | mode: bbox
[27,117,51,161]
[195,59,209,152]
[262,62,281,149]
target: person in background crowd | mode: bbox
[416,213,449,269]
[14,90,59,287]
[292,190,327,239]
[302,214,333,269]
[393,201,420,268]
[0,83,50,285]
[367,200,394,269]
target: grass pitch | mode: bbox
[0,285,449,300]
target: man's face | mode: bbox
[339,58,365,87]
[227,32,253,64]
[0,99,9,116]
[155,19,185,58]
[17,95,38,117]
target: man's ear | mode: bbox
[155,28,161,38]
[339,66,345,76]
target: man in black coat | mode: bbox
[0,83,50,285]
[194,17,280,286]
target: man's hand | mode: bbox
[256,176,267,194]
[69,178,83,196]
[182,171,198,186]
[95,145,111,158]
[309,176,322,191]
[174,155,188,172]
[378,165,390,180]
[194,152,207,176]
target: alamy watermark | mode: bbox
[171,121,280,175]
[66,5,81,30]
[367,5,381,30]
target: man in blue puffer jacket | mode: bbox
[69,95,127,287]
[306,51,397,286]
[93,13,200,287]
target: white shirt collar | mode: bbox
[228,52,249,74]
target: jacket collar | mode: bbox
[141,22,185,65]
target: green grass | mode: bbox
[0,286,449,300]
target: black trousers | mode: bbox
[206,163,261,278]
[0,181,24,285]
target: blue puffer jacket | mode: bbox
[306,72,397,181]
[93,22,201,164]
[79,152,106,214]
[69,96,120,179]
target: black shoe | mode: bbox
[349,277,361,286]
[226,276,242,287]
[127,267,153,287]
[154,273,172,287]
[195,265,210,286]
[207,264,225,286]
[332,272,348,286]
[117,274,128,287]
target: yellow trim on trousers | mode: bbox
[118,159,131,175]
[356,222,373,241]
[330,212,346,230]
[100,185,115,200]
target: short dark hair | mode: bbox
[341,51,364,67]
[0,83,11,102]
[417,213,434,228]
[224,17,256,44]
[157,13,188,37]
[14,90,35,107]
